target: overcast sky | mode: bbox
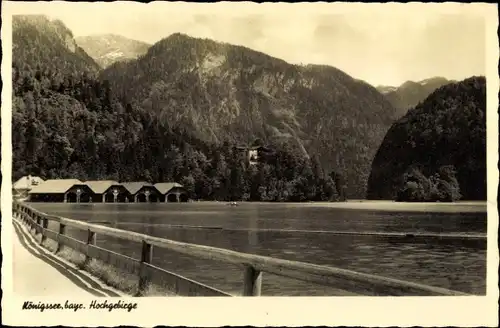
[6,2,489,87]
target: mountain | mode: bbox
[11,21,341,203]
[12,15,100,75]
[376,85,398,94]
[377,77,455,118]
[75,34,151,68]
[99,33,397,198]
[367,76,486,201]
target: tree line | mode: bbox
[396,165,461,202]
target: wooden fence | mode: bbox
[12,201,470,297]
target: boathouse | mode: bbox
[27,179,189,203]
[100,182,130,203]
[136,183,162,202]
[64,182,96,203]
[154,182,189,202]
[121,182,160,203]
[28,179,84,202]
[13,175,44,198]
[85,180,126,203]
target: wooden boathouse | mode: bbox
[27,179,189,203]
[85,180,121,203]
[28,179,85,202]
[101,182,130,203]
[154,182,189,202]
[135,183,162,203]
[121,182,158,203]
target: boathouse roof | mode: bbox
[154,182,184,195]
[121,182,152,195]
[84,180,119,194]
[13,175,44,190]
[29,179,83,194]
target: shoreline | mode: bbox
[284,200,488,213]
[25,199,488,213]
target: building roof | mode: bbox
[84,180,119,194]
[250,145,271,151]
[154,182,184,194]
[121,182,152,195]
[235,145,271,151]
[13,175,44,190]
[29,179,83,194]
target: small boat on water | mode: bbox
[227,201,239,206]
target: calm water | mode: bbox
[30,202,487,296]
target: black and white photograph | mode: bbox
[1,1,498,327]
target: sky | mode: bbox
[5,2,489,87]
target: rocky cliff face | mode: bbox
[12,15,100,75]
[100,33,397,198]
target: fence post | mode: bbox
[55,223,66,253]
[27,210,33,229]
[40,217,49,244]
[23,207,28,226]
[30,212,36,232]
[29,212,34,230]
[137,240,153,296]
[36,215,42,235]
[84,229,96,264]
[242,265,262,296]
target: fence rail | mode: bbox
[12,201,470,297]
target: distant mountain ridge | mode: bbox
[377,77,455,118]
[75,34,151,68]
[99,33,398,198]
[376,85,398,94]
[12,15,100,75]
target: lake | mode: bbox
[29,201,487,296]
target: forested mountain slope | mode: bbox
[12,19,346,202]
[367,76,486,201]
[100,33,397,198]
